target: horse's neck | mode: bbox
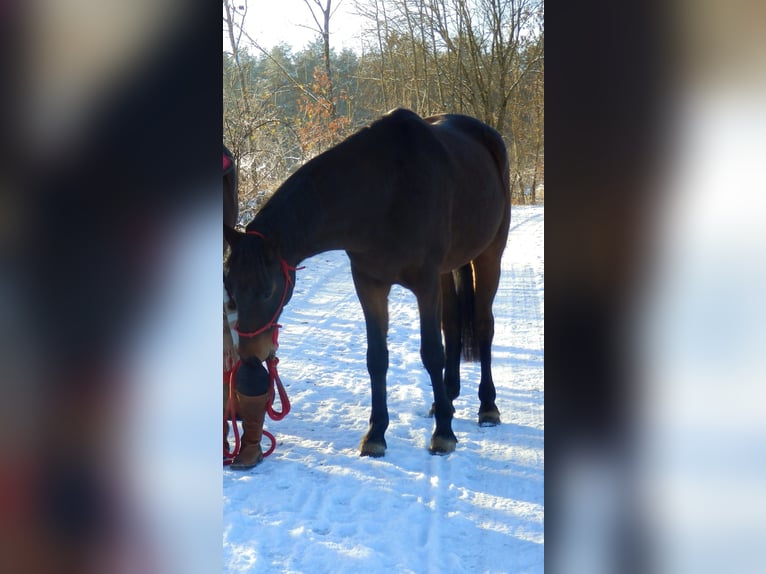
[252,173,342,265]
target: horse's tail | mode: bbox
[455,263,479,362]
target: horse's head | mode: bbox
[224,225,296,361]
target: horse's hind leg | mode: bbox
[441,272,461,403]
[471,245,505,426]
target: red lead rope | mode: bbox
[223,338,291,465]
[223,229,301,466]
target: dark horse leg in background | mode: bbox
[441,271,462,405]
[411,266,458,454]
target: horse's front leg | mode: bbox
[351,265,391,457]
[415,275,458,454]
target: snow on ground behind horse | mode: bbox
[224,205,544,573]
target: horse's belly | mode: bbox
[441,247,485,273]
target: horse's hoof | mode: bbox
[429,434,457,455]
[359,439,386,458]
[478,408,501,427]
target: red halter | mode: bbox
[233,230,302,338]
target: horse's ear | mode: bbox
[224,224,243,247]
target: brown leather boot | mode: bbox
[230,392,270,470]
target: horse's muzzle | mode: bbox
[237,328,277,363]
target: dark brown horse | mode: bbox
[224,108,510,456]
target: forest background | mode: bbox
[223,0,543,223]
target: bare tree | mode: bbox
[301,0,339,118]
[223,0,252,117]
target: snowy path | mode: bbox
[224,205,544,573]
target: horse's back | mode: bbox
[423,113,510,267]
[358,110,510,271]
[300,109,509,276]
[425,113,508,178]
[374,109,508,208]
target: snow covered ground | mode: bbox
[223,205,544,573]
